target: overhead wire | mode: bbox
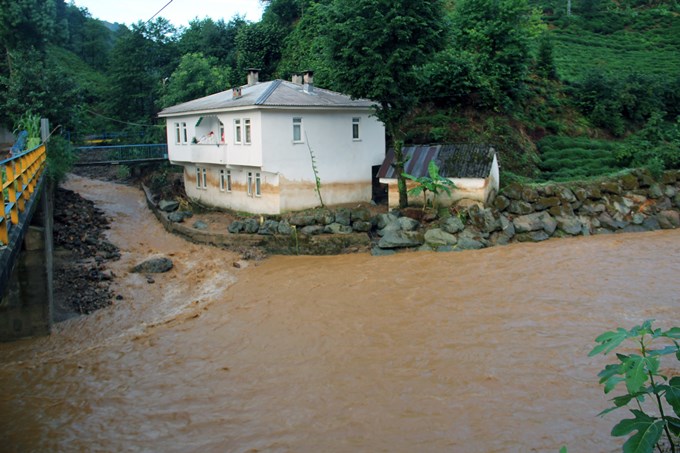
[147,0,174,23]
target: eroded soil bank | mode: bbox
[0,174,678,452]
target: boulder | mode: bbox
[513,212,556,234]
[502,183,523,200]
[441,216,465,234]
[277,220,293,235]
[167,211,187,223]
[378,219,402,236]
[674,193,680,209]
[378,231,423,249]
[515,231,550,242]
[228,221,244,233]
[521,186,539,203]
[642,216,661,231]
[507,200,534,215]
[131,256,173,274]
[555,216,582,235]
[158,199,179,212]
[376,213,399,230]
[243,218,260,234]
[647,184,663,199]
[300,225,325,235]
[314,209,335,225]
[324,223,354,234]
[424,228,457,246]
[598,212,626,230]
[619,173,639,191]
[573,187,588,202]
[556,187,577,203]
[657,210,680,229]
[493,195,510,211]
[350,208,372,222]
[600,181,622,195]
[455,237,484,250]
[469,207,501,234]
[499,214,515,238]
[335,208,351,226]
[534,197,560,211]
[352,220,373,232]
[289,214,316,227]
[398,216,420,231]
[258,219,279,235]
[371,247,397,256]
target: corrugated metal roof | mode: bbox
[158,80,375,116]
[377,144,496,179]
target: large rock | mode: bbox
[600,181,622,195]
[352,220,373,232]
[350,208,372,222]
[515,231,550,242]
[378,219,402,236]
[620,173,639,191]
[289,214,316,227]
[158,199,179,212]
[314,209,335,225]
[378,231,423,249]
[131,256,173,273]
[300,225,325,235]
[228,221,244,233]
[499,214,515,238]
[502,183,523,200]
[398,216,420,231]
[513,212,556,234]
[521,186,539,203]
[335,208,351,226]
[455,237,484,250]
[507,200,534,215]
[277,220,293,235]
[469,207,501,234]
[657,210,680,229]
[493,195,510,211]
[598,212,627,230]
[324,223,353,234]
[441,216,464,234]
[534,197,560,211]
[556,187,576,204]
[376,213,399,230]
[192,220,208,230]
[556,216,583,235]
[258,219,279,235]
[424,228,457,246]
[243,218,260,234]
[647,184,664,199]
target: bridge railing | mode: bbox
[0,144,47,245]
[74,144,168,165]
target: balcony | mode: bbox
[168,144,262,167]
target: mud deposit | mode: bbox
[1,175,679,452]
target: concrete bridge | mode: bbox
[0,136,169,341]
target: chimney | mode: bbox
[246,68,259,86]
[291,73,303,85]
[303,70,314,93]
[232,86,242,98]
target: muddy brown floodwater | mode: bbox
[1,175,679,452]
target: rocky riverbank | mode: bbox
[53,187,121,319]
[153,168,680,256]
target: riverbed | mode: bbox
[1,175,678,452]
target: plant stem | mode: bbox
[641,338,676,453]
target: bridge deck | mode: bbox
[74,144,168,166]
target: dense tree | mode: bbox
[106,19,178,125]
[178,17,245,78]
[235,21,287,81]
[448,0,542,111]
[325,0,447,208]
[159,53,231,108]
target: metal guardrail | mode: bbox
[74,144,168,166]
[0,144,47,245]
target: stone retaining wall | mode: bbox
[146,168,680,256]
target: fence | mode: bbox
[74,144,168,165]
[0,144,47,245]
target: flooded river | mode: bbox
[1,175,678,452]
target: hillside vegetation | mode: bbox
[1,0,679,184]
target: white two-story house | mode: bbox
[158,70,386,215]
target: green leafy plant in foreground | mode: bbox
[402,161,456,210]
[589,320,680,453]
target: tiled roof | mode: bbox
[158,80,375,116]
[377,144,496,180]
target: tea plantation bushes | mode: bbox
[537,137,627,181]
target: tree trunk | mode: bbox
[567,0,572,16]
[393,138,408,209]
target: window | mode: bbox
[195,167,201,189]
[174,123,181,144]
[181,122,188,144]
[244,119,251,144]
[255,172,261,197]
[293,117,303,142]
[247,171,253,196]
[234,119,241,144]
[219,169,232,192]
[219,121,225,143]
[352,117,361,140]
[201,168,207,189]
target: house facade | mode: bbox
[377,144,500,208]
[158,70,385,214]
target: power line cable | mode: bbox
[147,0,174,23]
[84,109,158,128]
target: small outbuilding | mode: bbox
[377,144,499,208]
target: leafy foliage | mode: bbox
[402,161,456,209]
[589,320,680,453]
[159,53,231,108]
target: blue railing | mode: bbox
[73,144,168,165]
